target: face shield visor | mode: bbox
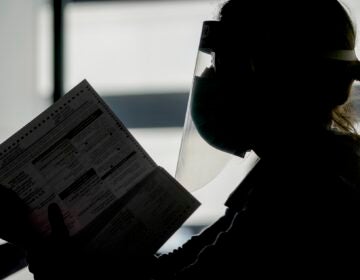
[175,20,360,193]
[175,21,260,192]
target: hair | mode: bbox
[218,0,359,136]
[332,102,359,134]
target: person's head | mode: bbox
[191,0,359,157]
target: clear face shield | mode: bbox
[175,21,260,192]
[176,20,360,193]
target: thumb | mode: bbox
[48,203,69,241]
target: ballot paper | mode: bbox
[0,80,200,256]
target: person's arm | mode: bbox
[0,184,239,280]
[28,206,239,280]
[26,203,158,280]
[152,207,238,279]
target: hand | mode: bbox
[26,203,77,279]
[28,203,156,279]
[0,187,72,278]
[0,188,128,279]
[27,204,112,279]
[27,203,129,279]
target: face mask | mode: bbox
[190,73,255,156]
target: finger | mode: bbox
[48,203,69,241]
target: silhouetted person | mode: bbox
[1,0,360,278]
